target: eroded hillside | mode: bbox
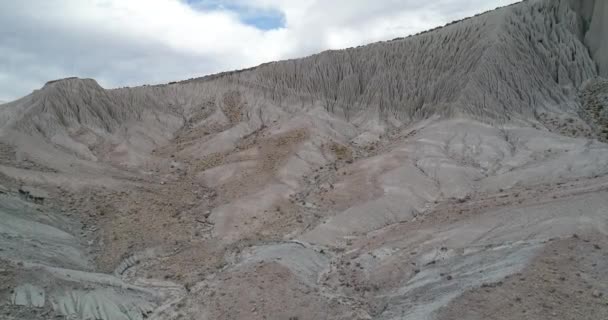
[0,0,607,319]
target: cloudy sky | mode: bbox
[0,0,518,102]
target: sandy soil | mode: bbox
[437,234,608,320]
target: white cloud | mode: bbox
[0,0,518,101]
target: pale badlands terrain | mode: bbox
[0,0,608,319]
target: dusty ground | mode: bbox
[3,112,608,320]
[437,234,608,320]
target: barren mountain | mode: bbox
[1,0,607,319]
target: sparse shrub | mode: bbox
[329,142,351,160]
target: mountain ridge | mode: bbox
[4,0,602,137]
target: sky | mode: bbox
[0,0,519,102]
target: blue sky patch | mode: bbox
[185,0,285,30]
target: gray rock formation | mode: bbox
[1,0,604,147]
[570,0,608,77]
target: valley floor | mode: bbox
[2,115,608,320]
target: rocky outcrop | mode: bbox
[570,0,608,77]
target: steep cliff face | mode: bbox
[585,0,608,77]
[233,0,599,123]
[569,0,608,77]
